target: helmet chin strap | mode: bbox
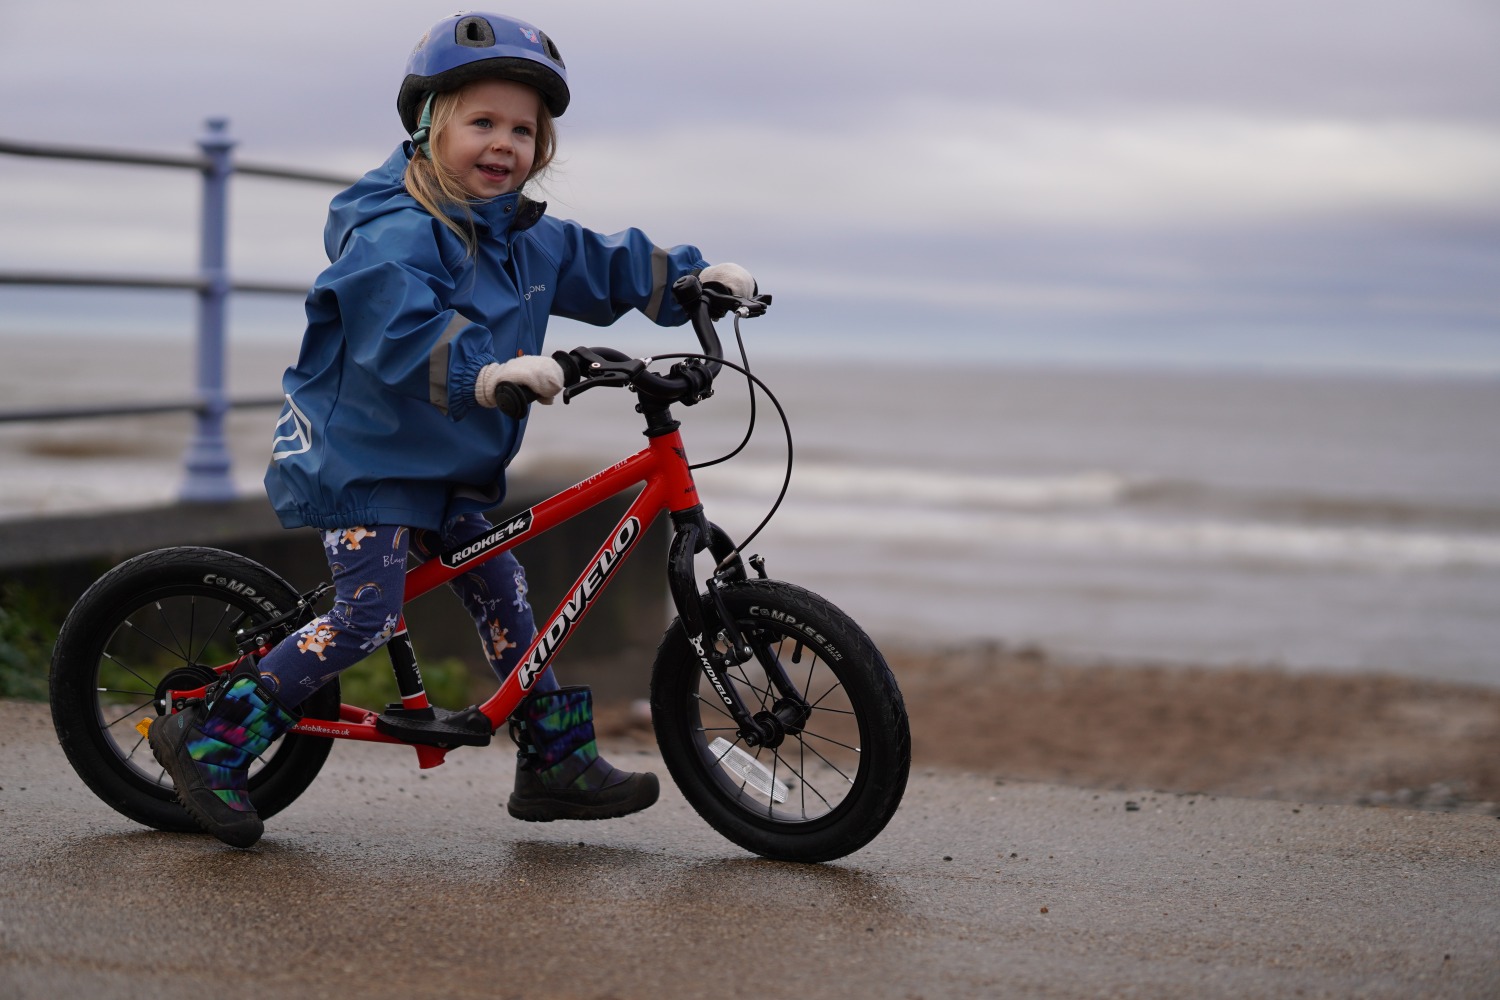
[410,93,435,158]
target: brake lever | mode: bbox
[562,372,631,403]
[560,347,646,403]
[705,287,772,320]
[734,293,773,318]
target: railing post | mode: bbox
[179,118,238,502]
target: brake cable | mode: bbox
[690,313,757,471]
[643,323,794,569]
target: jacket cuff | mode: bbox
[449,352,499,421]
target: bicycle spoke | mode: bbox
[767,745,780,820]
[800,727,862,757]
[805,676,847,713]
[188,599,238,664]
[694,723,739,735]
[728,653,778,702]
[726,666,772,706]
[100,694,157,731]
[98,648,159,693]
[711,740,741,773]
[799,727,808,817]
[691,690,736,725]
[796,768,838,813]
[765,744,837,815]
[795,732,859,784]
[186,596,197,665]
[152,600,190,662]
[120,617,190,666]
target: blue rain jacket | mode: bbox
[264,143,710,531]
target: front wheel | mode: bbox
[651,579,910,862]
[49,546,340,833]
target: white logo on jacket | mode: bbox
[271,395,313,459]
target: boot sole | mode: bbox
[507,773,660,823]
[148,716,264,849]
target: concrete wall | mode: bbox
[0,480,670,705]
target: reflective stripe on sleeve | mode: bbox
[429,312,471,414]
[643,246,670,322]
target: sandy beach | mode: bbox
[596,642,1500,816]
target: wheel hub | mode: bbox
[750,710,786,748]
[153,665,218,715]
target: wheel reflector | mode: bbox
[709,738,789,803]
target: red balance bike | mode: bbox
[49,276,911,863]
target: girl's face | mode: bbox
[436,79,540,200]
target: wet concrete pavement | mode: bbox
[1,699,1496,999]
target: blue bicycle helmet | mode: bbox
[397,11,569,136]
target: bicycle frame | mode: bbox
[156,283,801,771]
[259,405,762,770]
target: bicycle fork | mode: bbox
[666,512,811,749]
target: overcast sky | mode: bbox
[2,1,1498,372]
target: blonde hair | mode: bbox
[403,83,557,253]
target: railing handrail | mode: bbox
[0,122,354,501]
[0,271,312,296]
[0,136,357,187]
[0,397,286,424]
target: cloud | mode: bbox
[2,0,1497,370]
[552,107,1500,234]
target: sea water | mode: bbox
[4,334,1498,687]
[519,356,1500,687]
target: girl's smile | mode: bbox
[437,79,540,200]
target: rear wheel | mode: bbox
[49,546,338,833]
[650,579,910,862]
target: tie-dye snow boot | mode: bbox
[507,685,659,821]
[148,660,299,848]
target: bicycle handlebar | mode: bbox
[492,274,771,418]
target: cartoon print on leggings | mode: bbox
[296,622,341,661]
[363,613,401,652]
[513,566,530,615]
[487,620,517,661]
[324,525,378,554]
[387,527,409,569]
[281,526,408,693]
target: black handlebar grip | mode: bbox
[671,273,704,309]
[551,349,582,387]
[494,381,537,419]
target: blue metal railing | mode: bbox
[0,121,355,502]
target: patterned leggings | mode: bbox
[255,514,556,708]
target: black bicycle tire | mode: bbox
[49,546,339,833]
[650,579,910,862]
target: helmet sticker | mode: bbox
[518,26,539,44]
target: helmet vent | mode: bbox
[540,33,564,67]
[455,16,495,47]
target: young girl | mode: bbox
[149,11,757,848]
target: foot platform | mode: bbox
[375,704,494,748]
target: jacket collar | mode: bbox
[388,143,548,236]
[470,192,548,235]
